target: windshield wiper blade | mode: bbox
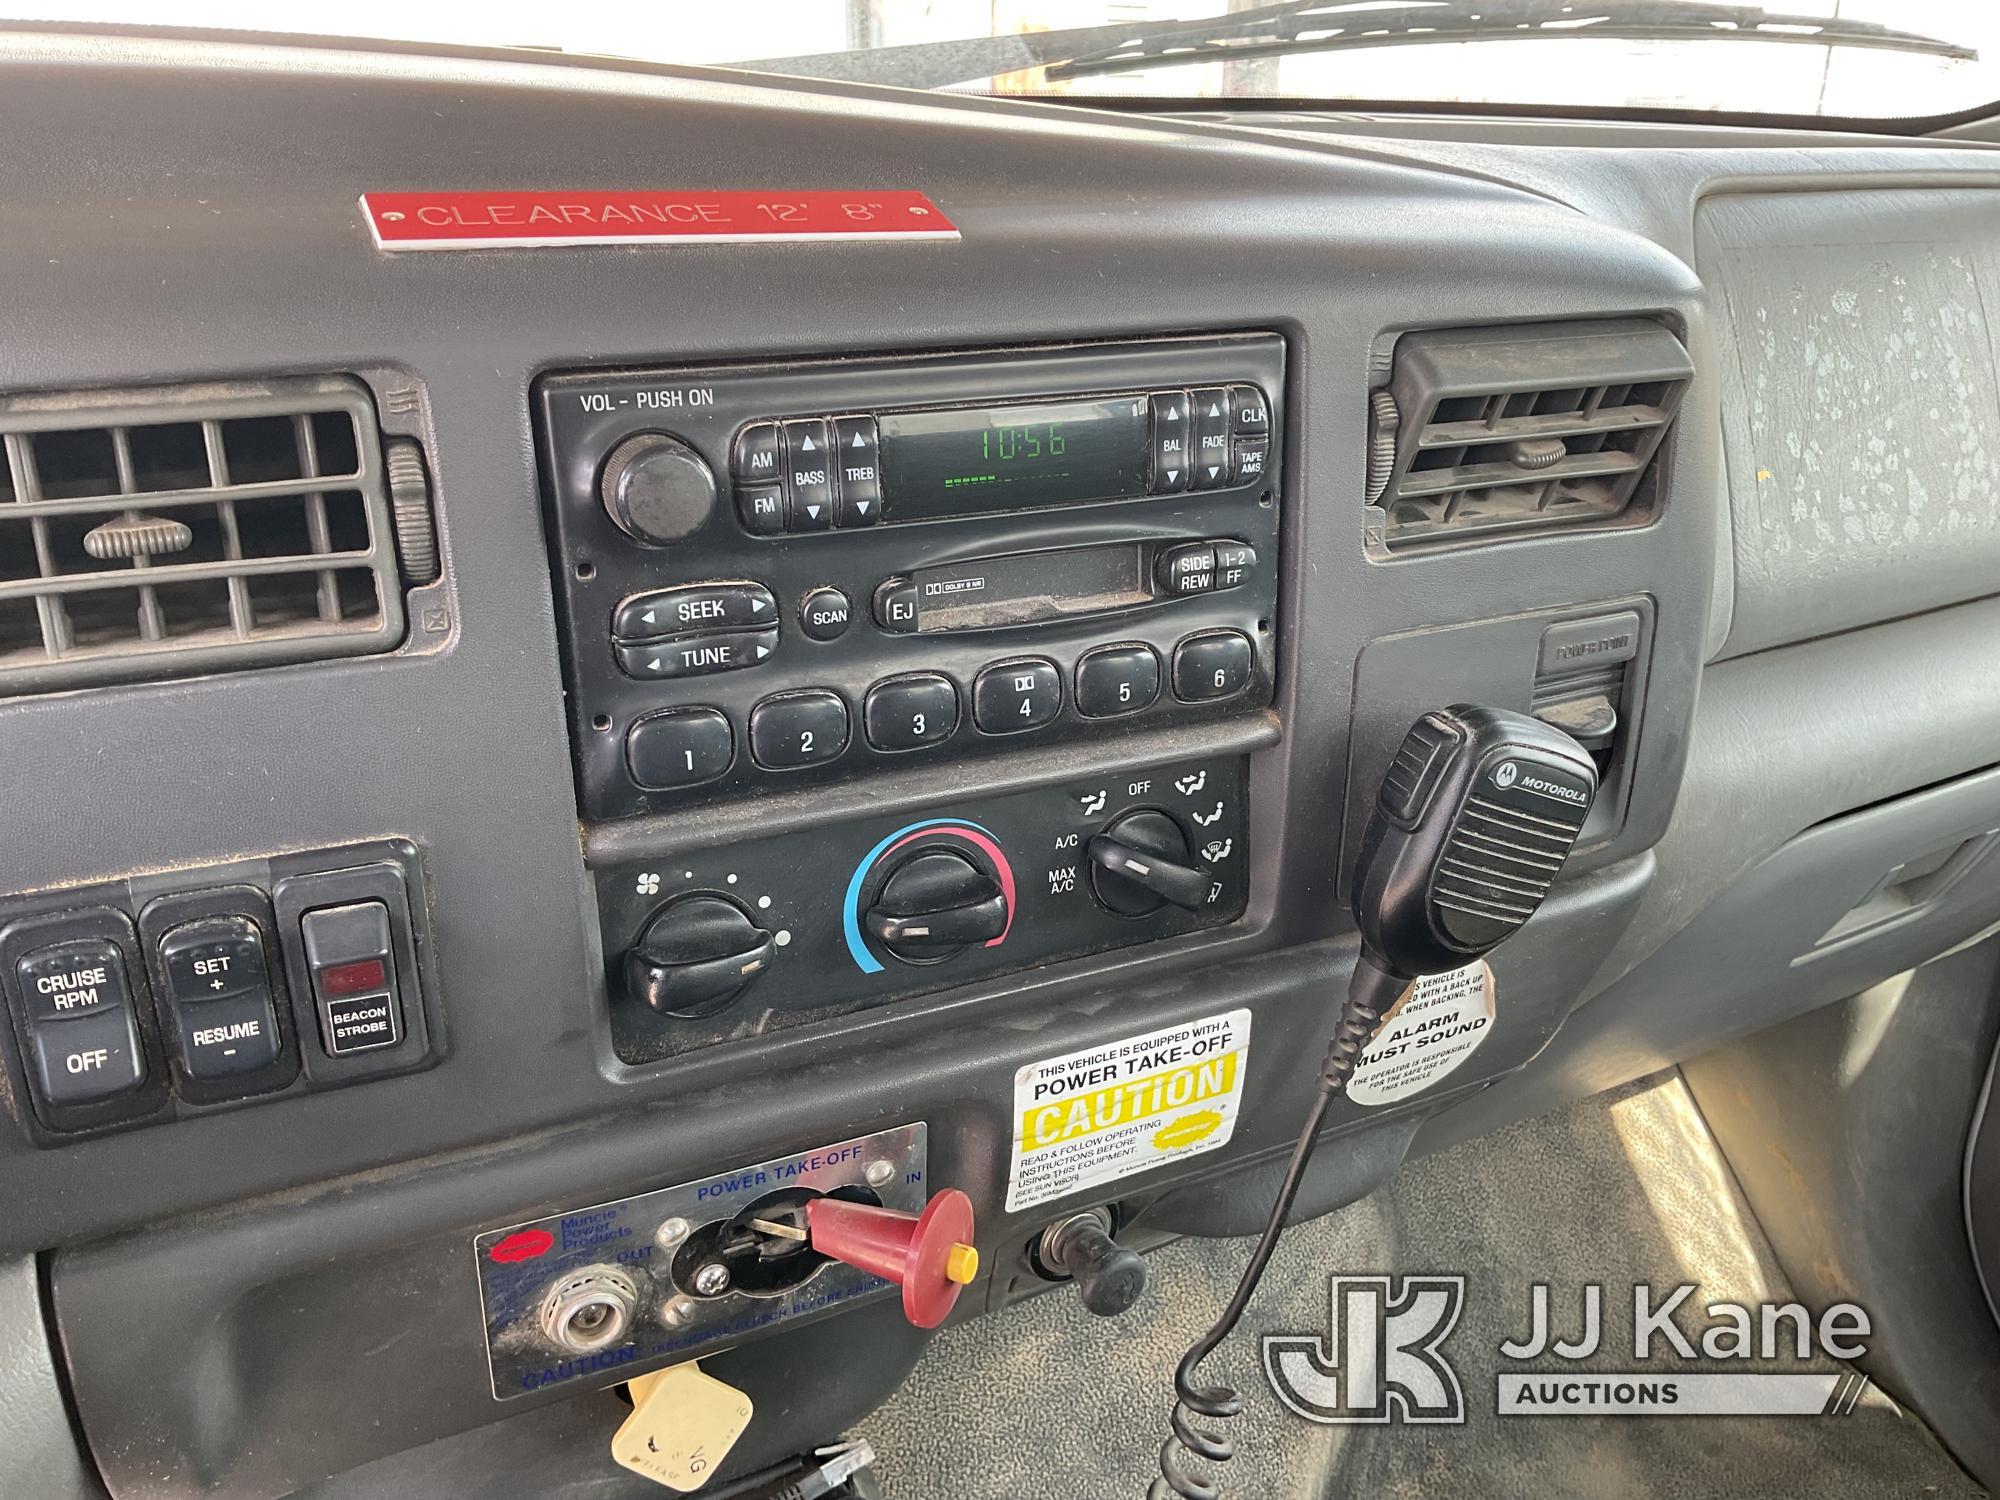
[736,0,1972,93]
[1044,0,1975,84]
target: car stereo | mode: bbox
[538,335,1285,822]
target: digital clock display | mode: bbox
[878,396,1150,521]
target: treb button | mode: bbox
[832,415,882,526]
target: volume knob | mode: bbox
[599,433,716,545]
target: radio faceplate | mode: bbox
[538,336,1285,821]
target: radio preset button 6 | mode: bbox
[1173,630,1255,702]
[1149,391,1191,494]
[832,415,882,526]
[618,629,777,680]
[973,658,1061,734]
[628,708,735,789]
[613,583,777,641]
[1190,388,1232,490]
[1075,645,1160,719]
[873,576,919,633]
[782,418,835,529]
[798,585,853,641]
[865,674,959,751]
[750,690,851,769]
[1156,542,1216,597]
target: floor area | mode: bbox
[861,1074,1984,1499]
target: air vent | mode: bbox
[0,377,408,695]
[1367,319,1692,550]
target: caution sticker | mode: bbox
[1347,961,1495,1106]
[1007,1009,1251,1213]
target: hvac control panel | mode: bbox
[538,336,1284,821]
[598,754,1248,1063]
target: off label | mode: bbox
[1007,1009,1251,1213]
[1346,961,1495,1106]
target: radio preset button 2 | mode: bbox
[973,658,1061,734]
[864,674,959,751]
[1190,388,1232,490]
[618,629,778,679]
[613,583,777,641]
[873,576,919,633]
[1210,540,1257,591]
[1173,630,1255,702]
[628,708,735,789]
[1156,542,1216,597]
[798,585,853,641]
[1149,391,1191,494]
[1075,645,1160,719]
[782,418,835,530]
[832,415,882,526]
[750,690,851,770]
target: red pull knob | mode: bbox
[805,1189,978,1328]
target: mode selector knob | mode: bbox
[625,895,774,1018]
[1088,811,1209,916]
[599,433,716,545]
[864,851,1007,965]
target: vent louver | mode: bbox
[1368,320,1692,550]
[0,377,407,695]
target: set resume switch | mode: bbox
[300,903,403,1057]
[157,917,281,1080]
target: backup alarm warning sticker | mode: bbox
[1007,1009,1251,1213]
[360,190,959,251]
[1346,959,1495,1106]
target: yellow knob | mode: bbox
[945,1243,980,1285]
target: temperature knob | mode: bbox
[863,851,1007,964]
[625,895,773,1017]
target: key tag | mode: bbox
[612,1361,754,1493]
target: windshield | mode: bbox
[11,1,1998,123]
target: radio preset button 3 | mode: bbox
[618,629,777,680]
[628,708,735,789]
[973,658,1061,734]
[1173,630,1255,702]
[750,690,851,769]
[1075,645,1160,719]
[865,674,959,751]
[798,585,853,641]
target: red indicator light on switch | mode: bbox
[319,958,387,996]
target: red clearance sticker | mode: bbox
[361,189,959,251]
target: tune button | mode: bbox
[864,674,959,752]
[617,630,777,679]
[798,586,853,642]
[1075,645,1160,719]
[972,658,1061,734]
[1173,630,1255,702]
[749,690,850,770]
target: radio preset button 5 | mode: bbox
[782,418,835,530]
[973,658,1061,734]
[618,629,777,680]
[1149,391,1191,494]
[798,585,853,641]
[865,674,959,751]
[873,576,919,633]
[750,690,851,770]
[613,583,777,641]
[628,708,735,789]
[1075,645,1160,719]
[1173,630,1255,702]
[1156,542,1216,597]
[832,415,882,526]
[1190,388,1232,490]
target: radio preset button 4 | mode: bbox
[973,658,1061,734]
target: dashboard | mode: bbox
[2,25,2000,1500]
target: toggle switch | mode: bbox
[300,901,403,1057]
[805,1188,978,1328]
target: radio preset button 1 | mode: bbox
[832,415,882,526]
[973,658,1061,734]
[1075,645,1160,718]
[1190,388,1232,490]
[1156,543,1216,597]
[1211,540,1257,591]
[618,629,777,680]
[628,708,735,789]
[1173,630,1255,702]
[750,690,851,769]
[782,418,836,529]
[1149,391,1191,494]
[873,576,919,633]
[798,586,853,641]
[613,583,777,641]
[1229,384,1270,435]
[864,674,959,751]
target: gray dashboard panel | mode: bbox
[0,25,1992,1500]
